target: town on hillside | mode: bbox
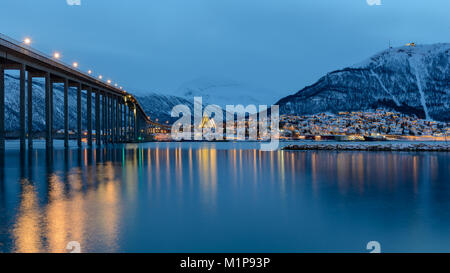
[279,110,449,141]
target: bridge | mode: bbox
[0,33,166,150]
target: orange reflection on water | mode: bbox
[45,173,69,253]
[11,152,122,253]
[13,180,42,253]
[198,148,218,206]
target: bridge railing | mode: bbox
[0,33,114,90]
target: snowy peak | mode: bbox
[354,43,450,70]
[176,77,279,108]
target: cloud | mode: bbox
[366,0,382,6]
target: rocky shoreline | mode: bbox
[282,143,450,152]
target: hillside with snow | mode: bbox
[277,43,450,121]
[136,93,193,124]
[3,74,93,133]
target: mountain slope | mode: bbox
[276,44,450,121]
[136,93,193,124]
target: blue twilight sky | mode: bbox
[1,0,449,99]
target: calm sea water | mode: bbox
[0,140,449,253]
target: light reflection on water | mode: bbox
[0,141,449,253]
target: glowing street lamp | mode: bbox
[72,62,78,68]
[107,79,112,84]
[98,75,103,80]
[23,37,32,45]
[53,52,61,59]
[88,70,92,74]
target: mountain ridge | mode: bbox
[276,43,450,121]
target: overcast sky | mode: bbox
[1,0,449,100]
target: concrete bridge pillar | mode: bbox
[105,95,109,143]
[45,72,52,148]
[112,96,115,143]
[87,86,93,146]
[128,106,132,141]
[134,110,138,141]
[0,63,4,150]
[64,78,69,148]
[77,83,82,147]
[27,71,33,149]
[20,64,26,149]
[107,94,111,143]
[119,101,123,142]
[102,92,106,144]
[50,78,54,147]
[111,96,116,143]
[122,103,125,142]
[116,96,120,142]
[95,89,100,146]
[117,100,121,142]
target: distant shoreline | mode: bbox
[282,143,450,152]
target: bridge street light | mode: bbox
[23,37,31,45]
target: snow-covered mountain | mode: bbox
[136,93,193,124]
[277,44,450,121]
[3,74,94,133]
[176,77,278,111]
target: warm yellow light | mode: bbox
[107,79,112,84]
[53,52,61,59]
[98,75,103,80]
[88,70,92,74]
[23,37,31,45]
[72,62,78,68]
[119,86,123,90]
